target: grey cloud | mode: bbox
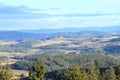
[56,13,120,17]
[0,4,120,20]
[0,13,52,19]
[0,4,42,14]
[1,12,120,19]
[49,8,61,10]
[0,4,52,19]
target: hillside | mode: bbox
[0,31,119,55]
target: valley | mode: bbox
[0,29,120,79]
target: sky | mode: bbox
[0,0,120,30]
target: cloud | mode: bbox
[0,4,120,20]
[0,5,31,14]
[106,0,120,4]
[0,13,52,19]
[0,14,120,30]
[1,12,120,20]
[0,3,120,30]
[49,8,61,10]
[0,4,65,19]
[0,4,53,19]
[56,13,120,17]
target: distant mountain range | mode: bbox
[0,26,119,40]
[19,26,120,33]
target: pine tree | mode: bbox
[29,58,45,80]
[105,66,116,80]
[88,62,99,80]
[0,62,4,80]
[66,65,88,80]
[3,63,13,80]
[81,69,89,80]
[116,65,120,80]
[0,63,13,80]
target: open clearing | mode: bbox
[0,52,10,56]
[0,40,18,45]
[12,69,29,79]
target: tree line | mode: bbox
[11,54,120,72]
[1,59,120,80]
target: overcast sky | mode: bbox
[0,0,120,30]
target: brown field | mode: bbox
[12,69,29,79]
[101,36,119,41]
[32,37,70,47]
[0,40,19,45]
[0,52,10,56]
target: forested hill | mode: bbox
[0,31,47,40]
[0,26,119,40]
[0,30,113,40]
